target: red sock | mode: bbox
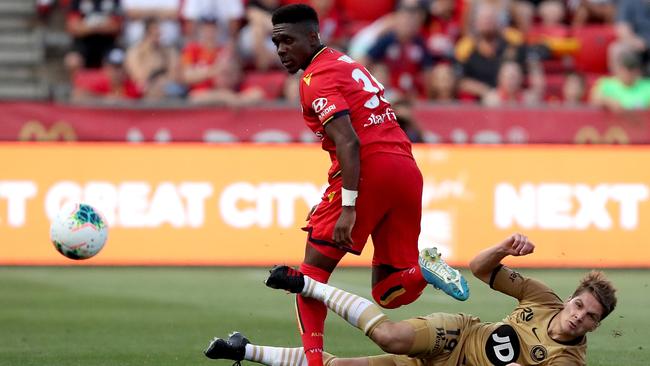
[371,266,427,309]
[296,263,332,366]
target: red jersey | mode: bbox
[181,42,222,92]
[300,47,413,179]
[73,68,142,99]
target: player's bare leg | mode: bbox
[267,266,422,355]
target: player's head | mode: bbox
[558,271,617,338]
[271,4,321,74]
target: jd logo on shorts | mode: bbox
[485,325,521,366]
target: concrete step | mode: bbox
[0,65,39,81]
[0,17,32,31]
[0,48,44,65]
[0,1,36,16]
[0,32,41,48]
[0,82,49,100]
[43,30,71,49]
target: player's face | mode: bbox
[559,291,603,338]
[272,23,317,74]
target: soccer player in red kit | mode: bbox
[206,4,469,366]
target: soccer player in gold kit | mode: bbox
[205,233,617,366]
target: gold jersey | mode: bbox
[457,265,587,365]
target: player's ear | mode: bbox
[308,30,320,46]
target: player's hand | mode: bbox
[306,204,319,221]
[502,233,535,257]
[333,206,356,248]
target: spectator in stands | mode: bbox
[538,0,567,27]
[281,73,301,105]
[125,17,185,100]
[428,62,458,102]
[562,71,587,105]
[455,2,528,101]
[365,2,434,98]
[369,63,401,102]
[310,0,346,49]
[71,48,142,102]
[467,0,515,31]
[482,59,545,106]
[511,0,536,34]
[591,50,650,111]
[122,0,181,47]
[239,0,282,71]
[525,0,575,57]
[610,0,650,76]
[187,57,266,107]
[64,0,122,71]
[339,0,396,30]
[181,0,244,45]
[423,0,464,60]
[392,97,425,143]
[181,17,232,97]
[571,0,616,28]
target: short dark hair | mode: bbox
[572,270,617,321]
[272,4,319,30]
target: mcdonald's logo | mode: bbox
[18,121,77,141]
[574,126,629,144]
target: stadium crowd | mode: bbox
[39,0,650,111]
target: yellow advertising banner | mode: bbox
[1,144,649,267]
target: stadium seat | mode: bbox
[241,71,287,100]
[339,0,396,22]
[544,73,565,101]
[572,25,616,74]
[72,68,105,90]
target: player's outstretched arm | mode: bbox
[469,233,535,284]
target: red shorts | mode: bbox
[303,152,423,268]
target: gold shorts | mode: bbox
[367,313,480,366]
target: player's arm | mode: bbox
[469,233,535,284]
[324,114,360,247]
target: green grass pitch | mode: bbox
[1,267,648,366]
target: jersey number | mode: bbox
[338,55,387,109]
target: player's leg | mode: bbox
[205,332,367,366]
[296,244,343,366]
[267,267,421,355]
[368,154,469,303]
[278,176,372,366]
[358,154,428,308]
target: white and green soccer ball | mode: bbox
[50,203,108,260]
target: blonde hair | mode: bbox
[572,270,617,320]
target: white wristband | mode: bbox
[341,188,358,206]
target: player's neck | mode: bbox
[548,316,566,341]
[301,44,326,70]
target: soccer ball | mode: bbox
[50,203,108,260]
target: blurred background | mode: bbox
[2,0,650,115]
